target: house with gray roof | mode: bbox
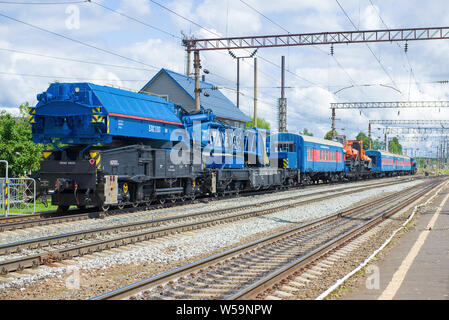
[140,68,250,128]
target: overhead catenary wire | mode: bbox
[368,0,423,98]
[335,0,403,97]
[0,12,160,71]
[0,71,149,82]
[89,1,182,40]
[0,0,87,4]
[147,0,297,110]
[88,0,256,88]
[149,0,319,88]
[0,47,155,72]
[238,0,371,100]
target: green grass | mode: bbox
[4,202,75,215]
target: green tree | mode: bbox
[356,132,370,150]
[372,139,385,150]
[324,129,337,140]
[388,137,403,154]
[0,103,44,177]
[302,128,313,136]
[245,116,270,130]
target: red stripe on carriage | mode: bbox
[109,112,183,126]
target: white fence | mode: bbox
[0,178,36,216]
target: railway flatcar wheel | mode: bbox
[101,205,110,212]
[118,203,125,210]
[132,202,139,208]
[189,194,196,201]
[158,198,165,205]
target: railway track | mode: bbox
[90,178,442,300]
[0,177,419,233]
[0,177,420,274]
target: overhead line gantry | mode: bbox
[368,120,449,149]
[183,27,449,133]
[331,101,449,142]
[183,27,449,51]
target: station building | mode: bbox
[140,68,250,128]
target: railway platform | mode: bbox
[343,187,449,300]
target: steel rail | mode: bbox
[228,180,442,299]
[91,179,441,300]
[0,177,414,232]
[0,178,415,274]
[0,177,421,232]
[0,176,420,228]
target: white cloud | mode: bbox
[1,0,449,155]
[360,5,381,30]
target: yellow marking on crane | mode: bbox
[42,152,52,159]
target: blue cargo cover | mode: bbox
[30,83,183,144]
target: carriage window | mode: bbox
[277,143,294,152]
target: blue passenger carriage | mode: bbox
[365,150,414,176]
[268,133,345,184]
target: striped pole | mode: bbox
[0,160,8,216]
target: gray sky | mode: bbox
[1,0,449,157]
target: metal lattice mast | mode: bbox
[279,56,287,132]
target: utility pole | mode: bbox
[237,58,240,108]
[368,122,372,149]
[437,145,440,175]
[0,160,8,217]
[331,107,336,139]
[228,49,257,109]
[194,51,201,111]
[186,50,191,77]
[446,140,449,168]
[279,55,287,132]
[253,57,257,128]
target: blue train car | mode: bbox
[410,158,417,174]
[30,82,184,146]
[365,150,414,175]
[30,82,288,210]
[268,133,345,184]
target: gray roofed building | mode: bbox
[140,68,250,128]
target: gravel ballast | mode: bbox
[0,178,425,298]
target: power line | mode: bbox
[149,0,318,87]
[0,47,154,72]
[368,0,422,98]
[149,0,214,35]
[335,0,403,96]
[0,11,159,70]
[90,1,256,92]
[89,1,182,39]
[239,0,289,33]
[239,0,370,99]
[0,0,87,4]
[0,71,148,82]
